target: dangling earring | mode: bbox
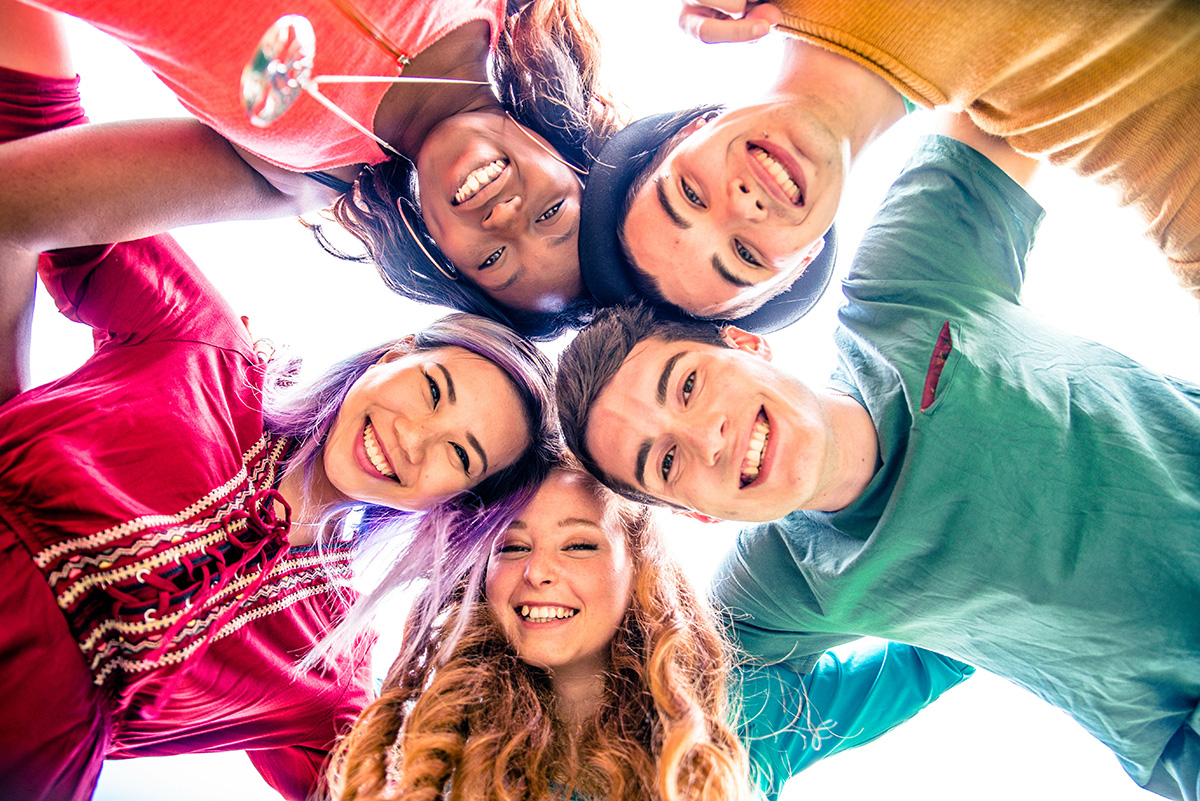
[505,111,589,177]
[397,199,459,282]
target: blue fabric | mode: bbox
[713,136,1200,787]
[739,642,974,799]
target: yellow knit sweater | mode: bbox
[774,0,1200,292]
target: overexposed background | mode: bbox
[23,2,1197,799]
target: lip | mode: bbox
[356,418,404,486]
[746,139,808,209]
[738,406,774,491]
[453,162,513,213]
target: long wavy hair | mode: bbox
[328,462,749,801]
[320,0,625,340]
[260,313,559,669]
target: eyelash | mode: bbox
[735,240,763,267]
[428,372,471,475]
[661,372,697,482]
[536,201,563,223]
[426,373,440,408]
[681,178,704,208]
[453,443,471,474]
[479,248,503,269]
[496,541,597,554]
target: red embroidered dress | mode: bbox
[0,68,372,800]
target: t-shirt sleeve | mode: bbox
[711,516,858,673]
[0,66,249,354]
[843,136,1045,308]
[739,643,975,800]
[37,235,251,353]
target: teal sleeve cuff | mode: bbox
[740,642,974,799]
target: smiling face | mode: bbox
[322,345,531,511]
[582,329,853,522]
[623,103,844,318]
[485,469,635,680]
[416,109,585,314]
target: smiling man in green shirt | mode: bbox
[557,115,1200,799]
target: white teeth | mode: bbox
[363,421,396,478]
[751,146,802,204]
[740,419,770,486]
[453,159,506,205]
[519,605,578,622]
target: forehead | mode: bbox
[504,470,623,541]
[625,187,745,314]
[584,337,696,483]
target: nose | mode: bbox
[682,409,727,466]
[481,194,525,234]
[393,420,429,467]
[523,548,556,586]
[728,177,768,223]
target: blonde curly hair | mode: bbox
[329,462,748,801]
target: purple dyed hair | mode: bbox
[260,313,558,670]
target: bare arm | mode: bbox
[0,117,342,255]
[931,110,1040,188]
[0,0,72,403]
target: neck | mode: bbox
[771,38,906,164]
[276,456,341,546]
[810,391,879,512]
[373,19,502,159]
[550,665,607,730]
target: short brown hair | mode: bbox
[555,303,728,504]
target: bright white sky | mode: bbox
[31,3,1197,800]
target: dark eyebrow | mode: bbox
[550,214,581,247]
[637,350,688,488]
[466,432,488,475]
[434,363,456,403]
[636,438,653,490]
[711,254,754,288]
[654,176,690,230]
[657,351,687,404]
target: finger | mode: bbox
[682,0,749,15]
[745,3,783,26]
[680,9,773,43]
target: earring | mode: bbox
[397,199,458,281]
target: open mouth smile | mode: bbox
[739,409,770,488]
[748,144,804,206]
[517,604,578,622]
[362,419,398,480]
[453,159,507,206]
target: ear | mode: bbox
[720,325,772,362]
[378,335,418,364]
[683,110,719,137]
[800,236,826,269]
[674,509,724,525]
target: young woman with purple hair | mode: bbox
[0,6,556,797]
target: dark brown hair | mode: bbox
[555,304,728,504]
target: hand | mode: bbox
[679,0,783,44]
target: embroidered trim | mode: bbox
[34,435,272,568]
[28,434,358,691]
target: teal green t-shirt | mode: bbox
[714,137,1200,785]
